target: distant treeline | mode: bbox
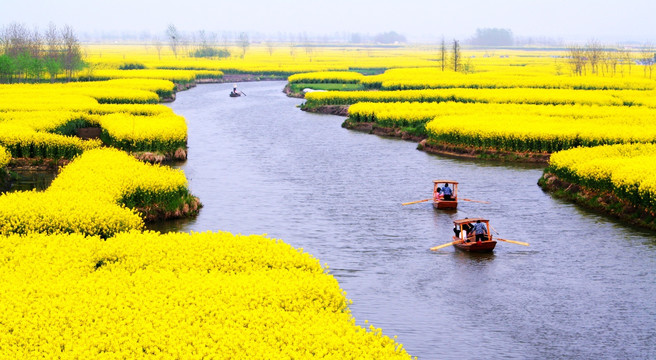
[0,23,84,83]
[567,41,655,78]
[469,28,514,46]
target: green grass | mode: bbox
[349,68,386,75]
[290,83,364,93]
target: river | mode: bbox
[15,80,655,359]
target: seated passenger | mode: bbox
[453,225,461,238]
[442,183,453,200]
[472,220,488,243]
[434,187,442,201]
[462,221,473,242]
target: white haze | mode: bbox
[1,0,654,43]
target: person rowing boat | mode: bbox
[230,84,241,97]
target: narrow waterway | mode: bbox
[146,81,656,360]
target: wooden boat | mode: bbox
[452,218,497,253]
[229,92,241,97]
[433,180,458,209]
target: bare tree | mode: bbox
[0,22,86,83]
[622,48,633,75]
[567,44,586,76]
[616,47,627,77]
[2,23,31,57]
[180,36,191,57]
[45,23,59,54]
[0,28,5,51]
[208,32,218,48]
[266,41,274,56]
[639,44,654,79]
[303,39,313,61]
[153,37,163,60]
[440,37,446,71]
[221,32,230,49]
[166,24,180,58]
[585,40,603,74]
[238,32,249,57]
[554,57,563,76]
[1,23,41,82]
[26,27,44,81]
[60,24,82,81]
[29,27,42,57]
[451,39,461,72]
[43,23,62,81]
[604,48,619,76]
[195,30,204,50]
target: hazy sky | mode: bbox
[1,0,654,42]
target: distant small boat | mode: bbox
[229,92,241,97]
[452,218,497,253]
[433,180,458,209]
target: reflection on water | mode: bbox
[452,249,496,263]
[10,81,656,359]
[4,171,57,192]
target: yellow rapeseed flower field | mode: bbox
[0,231,412,359]
[0,148,194,238]
[76,69,223,84]
[362,67,656,90]
[305,87,656,107]
[288,71,365,84]
[0,80,186,156]
[549,144,656,210]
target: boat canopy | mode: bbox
[453,218,488,225]
[433,180,458,185]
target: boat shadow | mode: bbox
[453,249,496,263]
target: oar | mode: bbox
[241,91,247,96]
[496,237,530,246]
[402,198,432,206]
[462,198,490,204]
[430,240,462,251]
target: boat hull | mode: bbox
[433,200,458,209]
[453,240,497,253]
[229,93,241,97]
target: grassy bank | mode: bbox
[539,172,656,230]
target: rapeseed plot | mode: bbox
[93,112,187,153]
[0,231,412,359]
[425,112,656,153]
[305,87,652,107]
[549,144,656,211]
[0,122,102,159]
[68,78,177,99]
[90,103,174,116]
[0,148,194,237]
[76,69,222,84]
[0,80,185,157]
[84,44,438,75]
[288,71,365,84]
[0,81,165,106]
[362,67,656,90]
[348,101,656,126]
[345,102,656,153]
